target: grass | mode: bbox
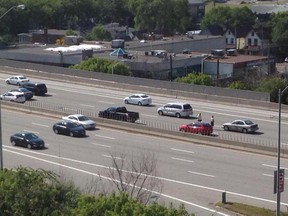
[216,202,288,216]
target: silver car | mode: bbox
[62,114,96,130]
[123,94,152,106]
[157,102,193,118]
[222,119,259,133]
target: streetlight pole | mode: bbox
[0,4,25,170]
[276,86,288,216]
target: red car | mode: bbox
[179,122,213,135]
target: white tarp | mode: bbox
[45,44,104,52]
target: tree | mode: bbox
[86,24,111,41]
[227,80,249,90]
[270,12,288,55]
[106,151,162,205]
[255,77,288,103]
[176,73,214,86]
[0,167,79,216]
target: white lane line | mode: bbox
[80,104,95,108]
[92,143,111,148]
[188,171,215,178]
[98,100,115,104]
[102,154,123,160]
[95,135,115,140]
[171,157,194,163]
[4,146,288,208]
[3,148,230,216]
[142,114,157,118]
[263,173,288,180]
[23,130,39,134]
[262,164,288,170]
[32,123,49,127]
[170,148,194,154]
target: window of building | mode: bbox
[251,31,254,36]
[254,38,258,45]
[248,38,252,46]
[231,38,234,44]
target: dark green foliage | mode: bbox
[176,73,214,86]
[65,29,77,36]
[70,58,131,76]
[255,77,288,103]
[227,81,249,90]
[0,167,80,216]
[86,25,112,41]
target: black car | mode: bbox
[53,121,86,137]
[20,82,47,96]
[10,132,45,149]
[10,88,33,100]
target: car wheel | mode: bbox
[6,80,10,84]
[242,128,248,133]
[27,144,32,149]
[180,128,186,132]
[70,132,74,137]
[11,140,16,146]
[224,126,229,131]
[176,113,181,118]
[124,100,128,104]
[197,131,202,135]
[17,82,21,86]
[158,110,163,116]
[54,129,59,134]
[138,102,142,106]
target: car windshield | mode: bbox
[24,133,38,139]
[141,95,149,98]
[244,120,254,125]
[19,88,29,92]
[183,104,192,109]
[19,76,27,80]
[78,116,89,121]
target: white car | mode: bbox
[123,94,152,106]
[5,75,30,86]
[0,91,26,103]
[62,114,96,130]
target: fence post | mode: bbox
[222,192,226,204]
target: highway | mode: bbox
[3,110,288,215]
[1,70,288,215]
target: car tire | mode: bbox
[54,129,59,134]
[17,82,21,86]
[11,140,16,146]
[158,110,163,116]
[180,128,186,132]
[224,126,229,131]
[6,80,10,84]
[27,144,32,149]
[124,100,128,104]
[138,102,142,106]
[176,113,181,118]
[197,131,202,135]
[70,132,74,137]
[242,128,248,133]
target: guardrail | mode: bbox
[2,100,285,158]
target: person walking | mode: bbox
[197,113,202,122]
[210,115,215,127]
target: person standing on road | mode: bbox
[197,113,202,122]
[210,115,215,127]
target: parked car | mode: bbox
[10,88,33,100]
[179,122,213,135]
[62,114,96,130]
[98,106,139,123]
[222,119,259,133]
[53,121,86,137]
[10,132,45,149]
[157,102,193,118]
[5,75,29,86]
[0,91,26,103]
[20,82,47,96]
[123,94,152,106]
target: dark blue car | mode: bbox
[53,121,86,137]
[10,132,45,149]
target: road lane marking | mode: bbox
[92,143,111,148]
[142,114,157,118]
[98,100,115,104]
[171,157,194,163]
[80,104,94,108]
[95,135,115,140]
[32,123,49,127]
[4,146,288,208]
[188,171,215,178]
[170,148,194,154]
[4,148,230,216]
[102,154,123,160]
[262,164,288,170]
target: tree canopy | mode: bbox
[176,73,214,86]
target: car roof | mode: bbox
[68,114,84,117]
[133,93,149,96]
[7,91,24,95]
[166,102,189,105]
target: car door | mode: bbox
[130,95,138,104]
[236,121,245,132]
[163,104,171,115]
[57,123,67,134]
[230,121,238,131]
[17,134,26,147]
[10,77,17,85]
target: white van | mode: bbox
[157,102,193,118]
